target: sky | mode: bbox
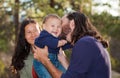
[93,0,120,16]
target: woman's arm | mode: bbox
[32,46,63,78]
[58,48,69,69]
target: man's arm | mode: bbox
[42,58,62,78]
[33,46,63,78]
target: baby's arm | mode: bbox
[57,40,67,47]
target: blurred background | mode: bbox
[0,0,120,78]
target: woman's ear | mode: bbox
[70,20,75,30]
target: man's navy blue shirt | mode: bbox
[35,30,72,54]
[61,36,111,78]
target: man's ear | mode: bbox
[42,24,46,29]
[70,20,75,30]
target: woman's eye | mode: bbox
[27,31,31,33]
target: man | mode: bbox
[33,11,111,78]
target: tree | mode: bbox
[13,0,20,42]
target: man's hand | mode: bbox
[58,48,66,61]
[32,46,49,64]
[32,46,63,78]
[58,48,69,69]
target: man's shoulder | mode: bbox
[77,36,95,43]
[73,36,98,49]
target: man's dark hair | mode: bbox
[67,11,108,48]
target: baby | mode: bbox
[33,14,72,78]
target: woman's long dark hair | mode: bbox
[11,18,37,72]
[67,11,108,48]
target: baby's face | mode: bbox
[43,18,62,37]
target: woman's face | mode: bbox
[25,23,40,45]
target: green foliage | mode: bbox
[64,49,72,62]
[0,40,8,52]
[91,12,120,38]
[91,12,120,72]
[0,60,5,75]
[0,22,15,52]
[0,0,120,73]
[111,56,120,71]
[0,0,15,52]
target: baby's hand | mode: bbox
[58,40,67,47]
[61,40,67,45]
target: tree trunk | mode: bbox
[50,0,55,8]
[14,0,19,43]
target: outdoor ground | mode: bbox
[0,52,120,78]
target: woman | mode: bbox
[33,11,111,78]
[10,18,40,78]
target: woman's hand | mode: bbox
[32,46,49,64]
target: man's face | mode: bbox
[61,15,70,28]
[61,15,72,42]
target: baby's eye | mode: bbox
[51,25,55,27]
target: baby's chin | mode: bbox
[52,34,59,38]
